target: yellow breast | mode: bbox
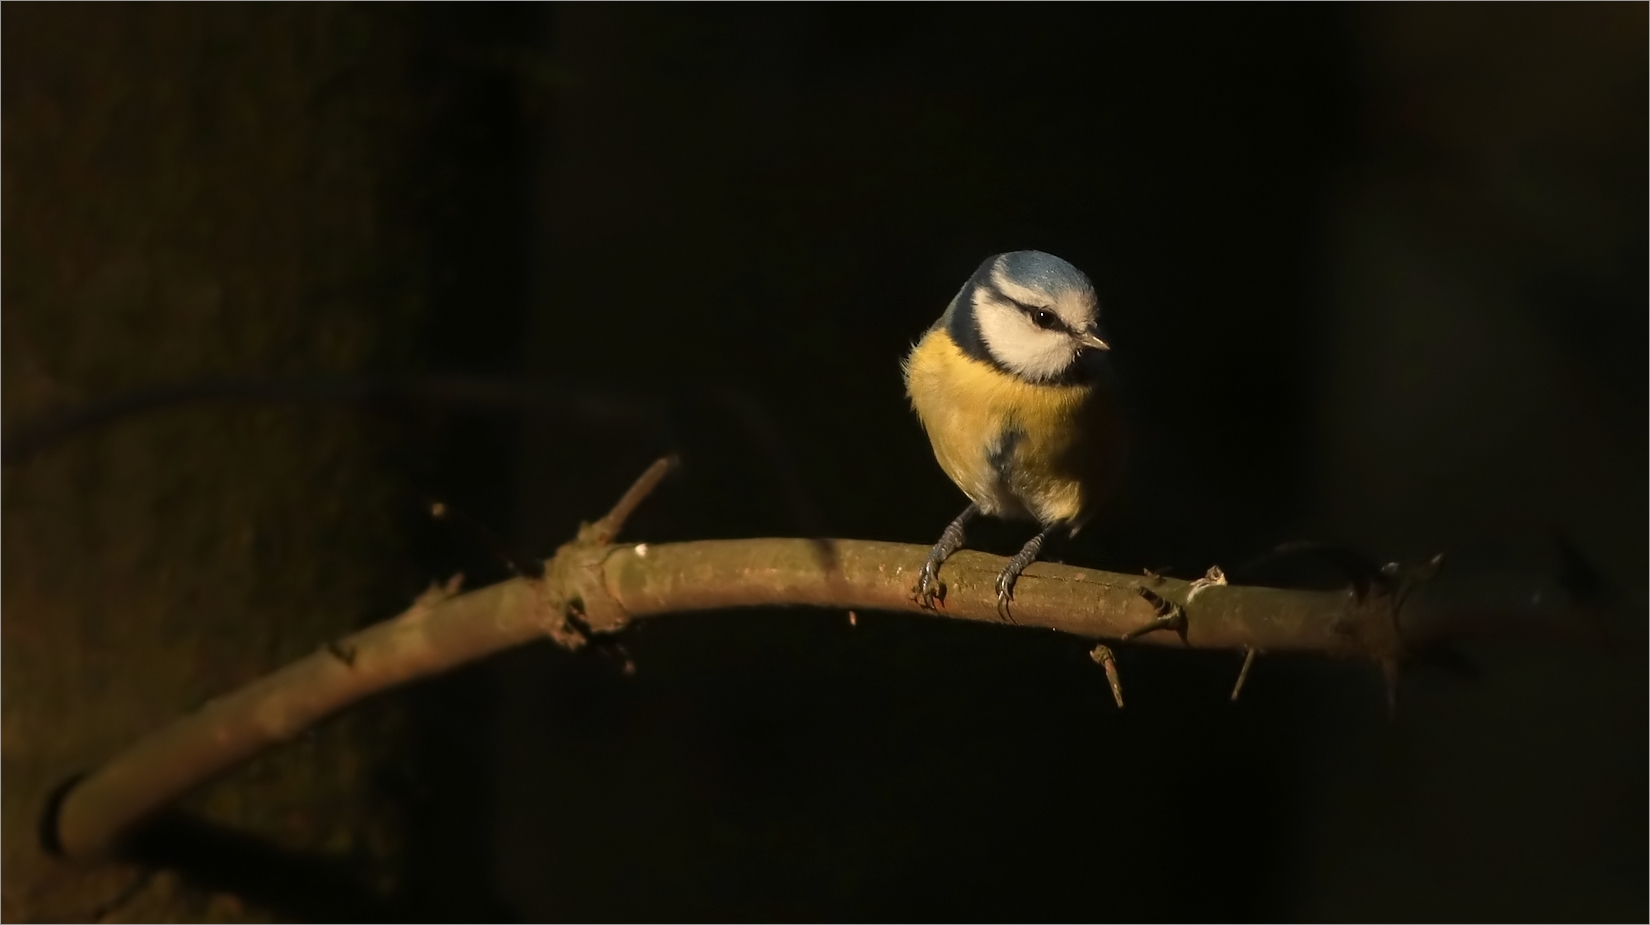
[903,327,1126,527]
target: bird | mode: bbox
[902,250,1128,619]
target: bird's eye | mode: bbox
[1032,309,1060,330]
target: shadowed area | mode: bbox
[5,3,1643,921]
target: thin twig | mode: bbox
[586,455,679,545]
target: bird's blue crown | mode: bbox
[992,250,1094,296]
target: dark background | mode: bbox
[4,4,1644,921]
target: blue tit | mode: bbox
[902,250,1127,619]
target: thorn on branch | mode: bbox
[1382,551,1446,613]
[584,455,680,546]
[1126,563,1224,643]
[413,573,465,610]
[1230,646,1258,702]
[545,457,680,651]
[1090,644,1125,708]
[1385,551,1443,712]
[1185,565,1228,604]
[1127,586,1187,643]
[324,641,357,667]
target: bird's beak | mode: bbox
[1077,328,1110,352]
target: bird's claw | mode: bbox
[994,571,1018,623]
[912,563,946,610]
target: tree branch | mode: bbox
[42,458,1598,864]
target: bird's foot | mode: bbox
[994,568,1019,624]
[912,560,947,610]
[993,528,1053,624]
[912,504,978,611]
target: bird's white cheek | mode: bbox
[976,310,1075,381]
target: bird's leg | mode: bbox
[995,526,1056,623]
[913,503,978,609]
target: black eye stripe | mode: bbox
[1007,298,1065,331]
